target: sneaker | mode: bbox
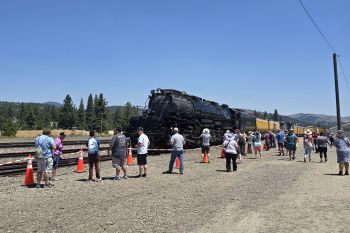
[179,172,184,175]
[113,176,121,180]
[44,183,54,188]
[320,159,323,163]
[325,158,328,162]
[96,178,102,182]
[35,184,41,188]
[345,171,349,176]
[337,171,343,176]
[309,159,311,163]
[123,175,128,179]
[142,174,147,178]
[163,171,173,174]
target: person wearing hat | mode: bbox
[223,133,239,172]
[136,127,150,177]
[51,132,66,181]
[303,129,314,163]
[334,130,350,176]
[200,128,211,163]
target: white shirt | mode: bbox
[137,133,149,154]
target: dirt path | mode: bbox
[0,145,349,233]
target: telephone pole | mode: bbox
[333,53,341,130]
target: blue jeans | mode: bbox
[169,151,184,173]
[304,147,312,160]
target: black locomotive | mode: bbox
[125,88,256,148]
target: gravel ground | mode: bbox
[0,143,349,233]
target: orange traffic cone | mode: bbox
[76,147,85,173]
[127,147,133,166]
[220,149,225,158]
[23,154,35,186]
[176,157,180,169]
[202,152,209,163]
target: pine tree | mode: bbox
[25,108,36,129]
[85,94,94,131]
[273,109,279,121]
[19,103,27,129]
[122,102,139,128]
[112,108,124,128]
[77,98,85,130]
[59,95,77,129]
[263,111,268,120]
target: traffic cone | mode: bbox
[127,147,133,166]
[23,154,35,186]
[202,152,209,163]
[76,147,85,173]
[220,149,225,158]
[176,157,180,169]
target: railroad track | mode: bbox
[0,139,111,148]
[0,147,110,158]
[0,155,113,176]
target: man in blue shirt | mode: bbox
[35,128,56,188]
[276,129,286,156]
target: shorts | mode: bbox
[278,142,284,148]
[201,146,210,154]
[137,154,147,166]
[254,146,262,152]
[53,155,60,169]
[112,156,126,168]
[37,157,53,173]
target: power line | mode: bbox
[337,56,350,92]
[297,0,337,53]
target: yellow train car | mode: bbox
[256,118,269,132]
[269,120,280,132]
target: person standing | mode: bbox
[86,130,101,182]
[334,130,350,176]
[164,127,186,175]
[200,128,211,163]
[317,132,330,163]
[264,132,270,151]
[238,130,246,157]
[286,129,298,160]
[276,129,285,156]
[252,131,262,159]
[109,127,128,180]
[35,128,56,188]
[136,127,150,177]
[51,132,66,181]
[329,133,335,148]
[303,130,313,163]
[223,133,239,172]
[247,132,253,154]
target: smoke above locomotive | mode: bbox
[125,88,256,148]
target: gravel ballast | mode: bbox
[0,144,349,233]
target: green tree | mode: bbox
[18,103,27,129]
[263,111,268,120]
[2,120,17,137]
[77,98,85,130]
[273,109,279,121]
[59,95,77,129]
[25,108,36,129]
[94,93,109,133]
[85,94,95,131]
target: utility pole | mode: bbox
[333,53,342,130]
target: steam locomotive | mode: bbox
[125,88,323,149]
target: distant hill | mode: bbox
[288,113,350,128]
[43,102,62,108]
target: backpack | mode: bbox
[88,138,99,154]
[35,137,48,159]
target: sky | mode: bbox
[0,0,349,116]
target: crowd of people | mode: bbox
[33,126,350,188]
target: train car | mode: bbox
[269,120,280,132]
[256,118,269,132]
